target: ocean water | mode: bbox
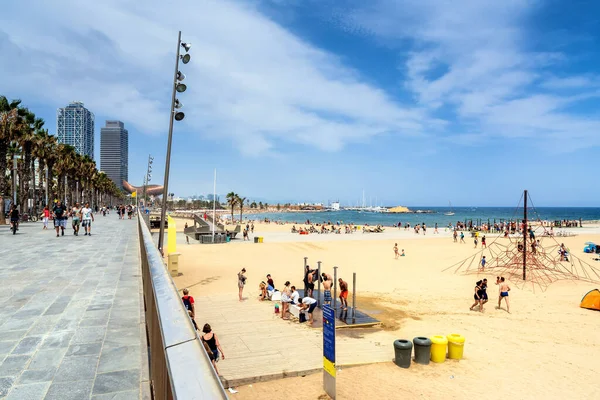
[251,207,600,226]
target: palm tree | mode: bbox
[44,135,58,205]
[237,195,247,221]
[226,192,238,222]
[0,96,24,224]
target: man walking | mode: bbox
[81,202,94,236]
[53,200,68,237]
[182,288,198,330]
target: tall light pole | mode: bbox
[143,154,153,208]
[158,31,191,254]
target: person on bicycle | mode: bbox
[9,205,19,233]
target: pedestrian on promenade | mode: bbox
[181,288,198,330]
[185,223,189,244]
[53,200,67,237]
[81,202,94,236]
[201,324,225,375]
[238,268,247,301]
[42,206,50,230]
[71,202,82,236]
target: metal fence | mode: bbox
[138,215,229,400]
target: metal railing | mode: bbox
[138,215,228,400]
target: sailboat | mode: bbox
[444,201,455,216]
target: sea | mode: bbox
[250,207,600,226]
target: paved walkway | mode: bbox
[0,216,150,399]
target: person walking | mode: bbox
[81,202,94,236]
[52,200,67,237]
[453,230,458,242]
[184,222,189,244]
[470,280,483,312]
[238,268,247,301]
[201,324,225,375]
[9,204,19,234]
[42,206,50,230]
[460,231,465,243]
[71,202,82,236]
[181,288,198,330]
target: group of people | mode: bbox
[181,288,226,375]
[470,276,511,313]
[393,243,406,259]
[41,200,94,237]
[241,266,351,325]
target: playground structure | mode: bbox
[444,190,600,292]
[183,213,241,242]
[299,257,380,328]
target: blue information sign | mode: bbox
[322,304,336,382]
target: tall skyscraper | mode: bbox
[56,101,95,159]
[100,121,128,190]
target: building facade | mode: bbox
[56,101,95,159]
[100,121,129,190]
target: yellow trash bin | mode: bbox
[430,335,448,363]
[447,333,465,360]
[258,237,264,243]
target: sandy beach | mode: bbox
[169,217,600,399]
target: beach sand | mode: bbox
[170,219,600,399]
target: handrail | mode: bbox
[138,215,228,399]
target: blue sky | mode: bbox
[2,0,600,206]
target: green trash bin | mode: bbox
[413,337,432,365]
[254,237,259,243]
[393,339,413,368]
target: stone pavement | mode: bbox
[0,215,150,399]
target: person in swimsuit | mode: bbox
[322,275,332,306]
[460,231,465,243]
[303,265,315,297]
[453,230,458,242]
[238,268,246,301]
[480,278,488,307]
[393,243,399,259]
[480,256,486,271]
[338,278,349,310]
[280,281,292,319]
[481,235,486,248]
[201,324,225,375]
[497,277,511,313]
[470,280,483,312]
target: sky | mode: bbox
[1,0,600,207]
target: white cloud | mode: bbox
[335,0,600,151]
[0,0,430,155]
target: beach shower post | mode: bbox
[317,261,322,305]
[352,272,357,321]
[333,266,338,311]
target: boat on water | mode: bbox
[444,201,455,216]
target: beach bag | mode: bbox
[299,312,307,323]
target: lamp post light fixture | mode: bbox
[158,31,191,254]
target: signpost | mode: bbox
[322,304,336,399]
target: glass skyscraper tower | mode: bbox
[56,101,95,159]
[100,121,128,190]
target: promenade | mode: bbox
[0,216,150,399]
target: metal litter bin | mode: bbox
[254,237,259,243]
[413,337,432,365]
[393,339,413,368]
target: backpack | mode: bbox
[182,296,192,311]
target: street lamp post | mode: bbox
[158,31,190,254]
[143,154,153,208]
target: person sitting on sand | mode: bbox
[470,280,483,312]
[401,249,405,257]
[393,243,399,259]
[339,278,349,310]
[497,277,511,313]
[266,274,275,290]
[258,282,268,301]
